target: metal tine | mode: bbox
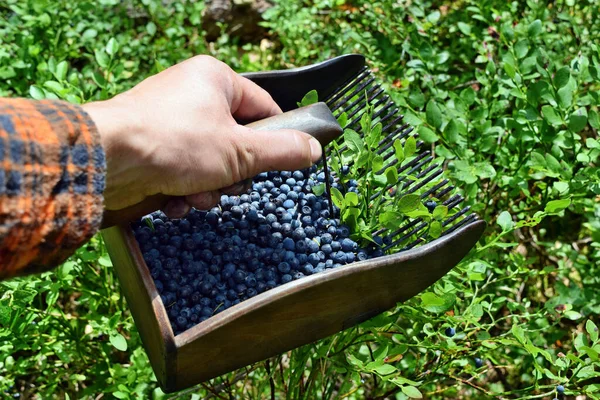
[334,82,380,117]
[324,67,370,106]
[373,163,441,206]
[404,211,477,249]
[443,206,472,227]
[421,179,450,198]
[369,152,432,201]
[431,184,454,200]
[346,92,388,127]
[375,127,416,162]
[404,167,444,194]
[329,76,378,114]
[380,193,464,243]
[382,195,468,251]
[332,100,399,153]
[442,213,478,236]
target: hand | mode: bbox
[83,55,322,220]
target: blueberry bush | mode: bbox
[1,0,599,398]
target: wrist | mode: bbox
[83,94,141,156]
[83,94,147,209]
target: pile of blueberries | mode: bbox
[132,166,379,335]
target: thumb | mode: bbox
[233,127,323,178]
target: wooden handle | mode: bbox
[101,103,342,229]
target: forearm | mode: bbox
[0,98,106,279]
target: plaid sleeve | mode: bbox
[0,98,106,279]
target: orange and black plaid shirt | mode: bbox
[0,98,106,279]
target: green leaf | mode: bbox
[55,61,68,81]
[589,109,600,129]
[393,139,405,163]
[418,126,438,143]
[344,129,363,153]
[564,310,582,320]
[557,83,574,108]
[373,155,384,172]
[426,100,443,129]
[312,184,325,196]
[504,62,516,79]
[345,192,359,207]
[29,85,45,100]
[385,166,398,185]
[369,122,383,146]
[43,80,63,94]
[497,211,513,232]
[586,320,599,342]
[402,386,423,399]
[568,108,588,132]
[95,49,110,68]
[432,205,448,219]
[545,153,561,173]
[429,221,442,238]
[331,187,344,208]
[457,22,471,35]
[0,303,10,326]
[373,364,396,375]
[404,136,417,158]
[541,105,562,126]
[146,21,157,36]
[420,292,456,314]
[337,112,348,128]
[527,19,543,38]
[397,194,421,213]
[110,333,128,351]
[299,89,318,107]
[106,37,119,57]
[554,66,570,88]
[545,198,571,213]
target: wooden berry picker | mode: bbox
[102,54,486,393]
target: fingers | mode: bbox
[230,74,282,121]
[221,178,253,196]
[184,191,221,211]
[232,127,322,180]
[163,197,192,219]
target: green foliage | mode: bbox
[2,0,600,398]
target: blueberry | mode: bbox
[305,226,317,238]
[425,200,437,213]
[303,264,315,275]
[445,327,456,337]
[264,202,277,213]
[341,238,357,252]
[556,385,565,394]
[206,211,219,225]
[321,244,333,255]
[331,241,341,252]
[281,274,293,284]
[341,165,350,175]
[332,251,346,264]
[278,262,291,274]
[293,171,305,180]
[357,251,368,261]
[320,233,333,244]
[233,270,247,284]
[283,237,295,251]
[337,226,350,238]
[474,357,483,368]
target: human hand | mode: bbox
[83,55,322,220]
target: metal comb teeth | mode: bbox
[321,67,479,252]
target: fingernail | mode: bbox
[163,197,190,219]
[309,138,323,163]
